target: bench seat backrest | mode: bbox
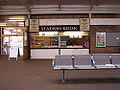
[55,55,72,66]
[111,54,120,64]
[74,55,91,65]
[93,54,110,65]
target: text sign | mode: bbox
[30,19,39,32]
[80,18,89,31]
[39,25,80,31]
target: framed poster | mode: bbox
[96,32,106,47]
[30,19,39,32]
[80,18,89,31]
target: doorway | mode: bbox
[1,26,27,60]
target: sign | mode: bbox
[5,20,18,26]
[96,32,106,47]
[39,25,80,31]
[116,36,120,40]
[80,18,89,31]
[30,19,39,32]
[8,46,19,60]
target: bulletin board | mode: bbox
[107,32,120,46]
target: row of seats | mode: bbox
[53,54,120,70]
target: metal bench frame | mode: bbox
[52,54,120,83]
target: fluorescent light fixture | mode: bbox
[64,31,88,36]
[18,22,24,26]
[64,31,88,38]
[8,20,25,21]
[39,32,58,36]
[0,23,7,26]
[9,18,25,20]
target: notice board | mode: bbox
[107,32,120,46]
[30,19,39,32]
[80,18,89,31]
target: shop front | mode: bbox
[30,19,90,59]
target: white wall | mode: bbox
[39,19,79,25]
[31,49,59,59]
[27,18,120,26]
[61,49,89,55]
[31,49,89,59]
[91,18,120,25]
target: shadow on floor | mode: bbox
[55,77,120,84]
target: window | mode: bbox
[30,31,89,49]
[60,31,89,48]
[30,32,59,48]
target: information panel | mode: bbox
[30,19,39,32]
[80,18,89,31]
[107,32,120,46]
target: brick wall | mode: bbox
[90,25,120,54]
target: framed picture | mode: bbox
[96,32,106,47]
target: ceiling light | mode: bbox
[8,20,25,21]
[9,18,25,20]
[0,23,7,26]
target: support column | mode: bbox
[27,12,31,59]
[58,32,61,55]
[0,27,1,55]
[89,12,91,54]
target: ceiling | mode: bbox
[0,0,120,15]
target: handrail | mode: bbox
[91,58,97,69]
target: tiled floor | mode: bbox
[0,55,120,90]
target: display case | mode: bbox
[60,31,89,48]
[30,32,59,48]
[30,31,89,49]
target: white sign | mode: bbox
[9,46,18,60]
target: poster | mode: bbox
[80,18,89,31]
[96,32,106,47]
[30,19,39,32]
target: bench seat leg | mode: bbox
[62,70,65,83]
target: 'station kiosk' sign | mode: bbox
[39,25,80,31]
[30,19,39,32]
